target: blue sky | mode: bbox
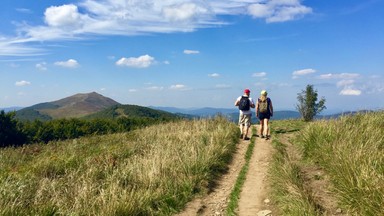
[1,0,383,113]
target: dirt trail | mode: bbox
[176,125,274,216]
[238,133,273,216]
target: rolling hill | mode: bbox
[83,104,181,120]
[16,92,120,121]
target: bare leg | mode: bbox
[265,119,270,138]
[259,119,264,137]
[244,125,249,139]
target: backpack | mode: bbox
[239,96,251,111]
[258,98,269,113]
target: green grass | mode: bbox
[0,117,239,215]
[268,120,321,215]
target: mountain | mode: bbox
[152,106,302,120]
[16,92,120,121]
[151,106,237,116]
[0,107,23,113]
[83,104,181,120]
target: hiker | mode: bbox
[234,89,255,140]
[256,90,273,139]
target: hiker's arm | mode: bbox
[269,100,273,116]
[255,101,259,117]
[250,99,255,108]
[234,99,239,106]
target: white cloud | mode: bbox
[15,80,31,86]
[128,89,138,92]
[54,59,79,68]
[184,49,200,54]
[293,68,316,76]
[36,62,48,71]
[146,86,164,91]
[170,84,186,90]
[292,68,316,79]
[162,3,209,22]
[318,73,360,79]
[337,79,354,87]
[208,73,220,77]
[116,55,155,68]
[248,0,312,23]
[339,88,361,96]
[45,4,82,27]
[1,1,313,57]
[252,72,267,77]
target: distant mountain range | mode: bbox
[3,93,368,122]
[151,106,302,122]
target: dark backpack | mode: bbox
[239,96,251,111]
[258,98,270,113]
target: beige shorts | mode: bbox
[239,113,252,127]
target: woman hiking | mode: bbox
[256,90,273,140]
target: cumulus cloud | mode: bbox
[208,73,220,77]
[54,59,79,68]
[36,62,47,71]
[252,72,267,77]
[292,68,316,79]
[116,55,155,68]
[340,88,361,96]
[184,49,200,54]
[15,80,31,86]
[170,84,186,90]
[45,4,82,27]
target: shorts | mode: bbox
[239,113,252,127]
[258,112,271,121]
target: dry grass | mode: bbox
[0,117,238,215]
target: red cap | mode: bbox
[244,89,250,93]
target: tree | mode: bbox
[296,84,326,121]
[0,110,26,147]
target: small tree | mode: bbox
[296,84,326,121]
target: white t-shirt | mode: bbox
[236,96,255,115]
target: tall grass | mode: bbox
[0,117,239,215]
[268,120,322,215]
[297,111,384,215]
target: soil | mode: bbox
[176,125,273,216]
[176,125,342,216]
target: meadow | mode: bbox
[0,117,238,215]
[1,111,383,215]
[269,111,384,215]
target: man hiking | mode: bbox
[234,89,255,140]
[256,90,273,140]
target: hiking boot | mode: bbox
[240,134,244,139]
[243,136,250,140]
[261,135,265,139]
